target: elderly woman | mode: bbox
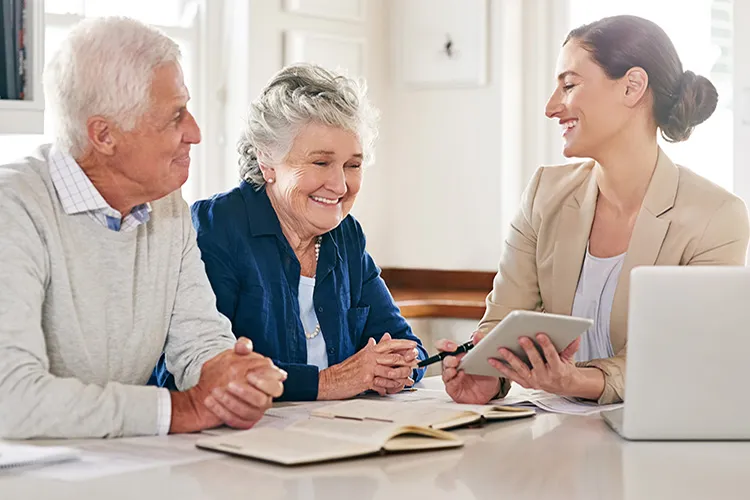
[153,64,427,401]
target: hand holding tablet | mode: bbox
[458,310,592,377]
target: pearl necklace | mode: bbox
[305,236,323,340]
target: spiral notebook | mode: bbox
[0,443,81,470]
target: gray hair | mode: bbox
[238,63,379,189]
[44,17,181,157]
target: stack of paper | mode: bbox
[494,386,624,416]
[25,435,215,482]
[372,386,620,417]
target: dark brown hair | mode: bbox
[565,15,717,142]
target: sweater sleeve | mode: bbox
[0,190,162,439]
[163,196,237,391]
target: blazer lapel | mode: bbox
[553,165,599,315]
[609,149,678,351]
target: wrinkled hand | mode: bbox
[170,338,286,433]
[372,333,421,395]
[489,333,581,397]
[440,331,501,405]
[318,333,418,400]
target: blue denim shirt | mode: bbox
[151,181,427,400]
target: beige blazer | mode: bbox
[479,149,750,404]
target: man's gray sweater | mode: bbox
[0,145,235,438]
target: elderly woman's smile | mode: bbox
[310,195,340,206]
[267,122,364,236]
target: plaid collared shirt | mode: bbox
[48,147,152,232]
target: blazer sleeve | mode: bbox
[580,196,750,405]
[355,223,429,383]
[477,168,545,398]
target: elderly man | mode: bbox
[0,17,285,439]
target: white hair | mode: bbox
[238,63,380,189]
[43,17,181,157]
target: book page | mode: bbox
[291,415,401,445]
[313,400,476,429]
[434,402,533,415]
[370,389,530,416]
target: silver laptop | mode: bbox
[602,266,750,440]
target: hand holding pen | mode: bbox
[435,331,503,405]
[417,340,474,368]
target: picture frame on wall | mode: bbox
[282,0,365,23]
[283,30,365,78]
[394,0,489,88]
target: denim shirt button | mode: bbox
[317,306,323,313]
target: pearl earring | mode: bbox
[266,178,274,184]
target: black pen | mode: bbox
[417,340,474,368]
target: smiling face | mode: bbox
[110,62,201,200]
[264,122,363,238]
[545,40,635,159]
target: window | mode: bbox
[0,0,205,202]
[568,0,733,191]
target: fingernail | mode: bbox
[212,388,223,398]
[278,369,288,378]
[204,395,215,406]
[228,382,241,392]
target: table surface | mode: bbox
[2,377,749,500]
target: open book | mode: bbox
[196,408,463,466]
[313,399,535,430]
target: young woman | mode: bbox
[439,15,749,405]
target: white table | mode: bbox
[2,378,749,500]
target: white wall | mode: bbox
[374,0,566,271]
[734,1,750,208]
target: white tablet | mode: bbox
[458,310,593,377]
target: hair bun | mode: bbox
[661,70,718,142]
